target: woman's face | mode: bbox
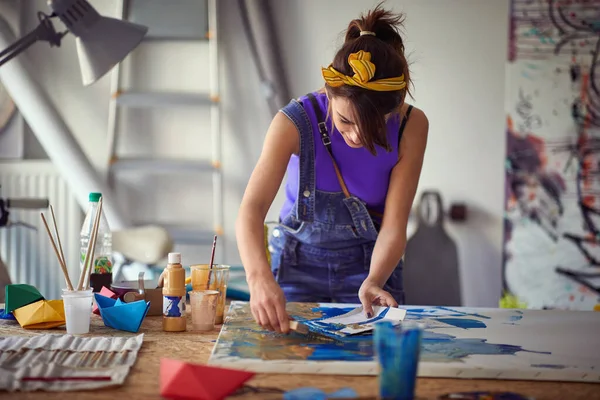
[329,95,395,149]
[330,96,363,148]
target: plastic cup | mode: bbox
[374,321,424,400]
[189,290,219,331]
[61,289,93,335]
[190,264,230,324]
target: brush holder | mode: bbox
[62,289,93,335]
[374,321,424,400]
[190,265,230,324]
[189,290,219,331]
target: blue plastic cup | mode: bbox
[374,321,424,400]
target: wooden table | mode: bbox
[1,308,598,400]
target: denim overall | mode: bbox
[269,98,405,304]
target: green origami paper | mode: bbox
[5,284,44,313]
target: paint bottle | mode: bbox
[162,252,187,332]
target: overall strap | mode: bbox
[280,99,316,222]
[306,93,384,219]
[306,93,352,199]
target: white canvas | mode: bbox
[209,302,600,383]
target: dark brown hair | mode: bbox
[325,3,411,155]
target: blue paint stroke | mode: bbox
[421,331,549,361]
[437,318,487,329]
[404,308,439,314]
[284,387,357,400]
[291,306,354,322]
[531,364,566,369]
[304,338,374,361]
[503,313,524,325]
[436,306,492,319]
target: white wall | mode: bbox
[15,0,509,307]
[0,0,24,159]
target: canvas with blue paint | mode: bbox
[208,301,600,383]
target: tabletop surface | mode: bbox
[1,306,599,400]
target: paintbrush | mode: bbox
[206,235,217,290]
[289,320,339,342]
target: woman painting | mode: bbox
[236,4,428,333]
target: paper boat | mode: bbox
[13,299,65,329]
[93,286,118,315]
[94,293,150,333]
[160,358,254,400]
[5,284,44,313]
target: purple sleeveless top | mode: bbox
[280,92,402,220]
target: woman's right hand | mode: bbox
[248,274,291,333]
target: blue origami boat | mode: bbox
[94,293,150,333]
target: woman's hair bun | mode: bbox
[344,2,406,52]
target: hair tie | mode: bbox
[360,30,376,37]
[321,50,406,92]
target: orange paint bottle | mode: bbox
[162,252,187,332]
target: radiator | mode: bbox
[0,161,82,300]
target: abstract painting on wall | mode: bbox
[209,302,600,381]
[504,0,600,310]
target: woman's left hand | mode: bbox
[358,279,398,318]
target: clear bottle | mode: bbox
[80,192,112,277]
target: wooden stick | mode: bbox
[85,197,103,290]
[49,205,67,268]
[77,197,102,290]
[40,213,74,291]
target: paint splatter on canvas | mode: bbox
[208,302,600,381]
[211,304,532,363]
[505,0,600,310]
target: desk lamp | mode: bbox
[0,0,147,85]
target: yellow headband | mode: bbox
[321,50,406,92]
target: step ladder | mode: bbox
[105,0,224,265]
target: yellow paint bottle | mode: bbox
[162,252,187,332]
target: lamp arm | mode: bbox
[0,12,67,68]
